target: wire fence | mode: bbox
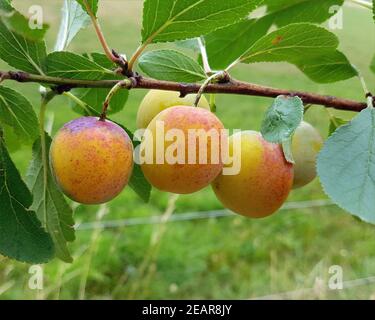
[251,275,375,300]
[2,198,375,300]
[76,199,335,231]
[73,199,375,300]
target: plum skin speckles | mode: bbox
[212,131,294,218]
[50,117,134,205]
[140,106,226,194]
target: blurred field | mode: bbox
[1,1,375,299]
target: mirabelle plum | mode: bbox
[50,117,133,204]
[136,89,210,129]
[140,106,225,194]
[292,121,323,189]
[212,131,293,218]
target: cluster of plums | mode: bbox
[50,90,323,219]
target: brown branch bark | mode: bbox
[0,70,369,112]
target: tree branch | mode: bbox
[0,70,369,112]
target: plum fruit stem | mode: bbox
[194,71,228,107]
[100,80,129,120]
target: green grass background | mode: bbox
[1,0,375,299]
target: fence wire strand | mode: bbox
[76,199,334,231]
[251,276,375,300]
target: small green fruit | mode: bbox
[292,121,323,189]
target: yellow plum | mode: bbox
[136,89,210,129]
[140,106,225,194]
[212,131,293,218]
[50,117,133,204]
[292,121,323,189]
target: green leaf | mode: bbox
[317,107,375,224]
[0,0,49,41]
[129,163,151,203]
[263,0,344,27]
[70,53,128,115]
[175,38,200,52]
[118,126,151,203]
[371,54,375,74]
[139,50,206,82]
[242,23,335,62]
[1,123,21,152]
[0,136,54,263]
[328,115,349,137]
[240,23,357,83]
[0,0,11,11]
[204,0,344,70]
[45,51,112,80]
[84,52,116,69]
[76,0,98,16]
[281,138,294,164]
[205,17,273,69]
[55,0,90,51]
[26,133,75,263]
[261,95,304,143]
[0,19,46,74]
[71,87,128,115]
[141,0,262,43]
[297,51,357,83]
[0,86,39,145]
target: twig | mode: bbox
[0,70,369,112]
[82,0,126,69]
